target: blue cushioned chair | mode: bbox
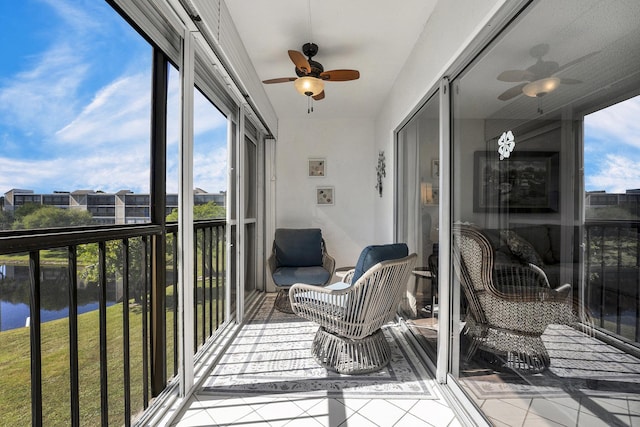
[268,228,335,312]
[290,244,416,374]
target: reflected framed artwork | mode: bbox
[473,151,559,212]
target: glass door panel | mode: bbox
[450,1,640,425]
[243,135,257,298]
[396,92,440,363]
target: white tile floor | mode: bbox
[159,297,640,427]
[167,294,464,427]
[173,392,461,426]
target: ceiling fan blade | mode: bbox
[560,78,582,84]
[262,77,297,84]
[313,90,325,101]
[556,51,599,73]
[320,69,360,81]
[497,83,527,101]
[288,50,311,74]
[497,69,535,82]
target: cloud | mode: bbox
[0,43,88,135]
[0,0,229,197]
[585,97,640,149]
[0,158,62,192]
[585,153,640,193]
[55,72,152,146]
[39,0,101,35]
[193,147,228,194]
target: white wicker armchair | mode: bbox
[290,251,417,374]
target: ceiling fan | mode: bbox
[262,42,360,102]
[497,43,597,101]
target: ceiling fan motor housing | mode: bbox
[295,59,324,77]
[302,42,318,58]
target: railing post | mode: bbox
[122,239,131,426]
[150,46,168,396]
[29,251,42,427]
[98,241,108,426]
[67,246,80,427]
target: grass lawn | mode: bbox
[0,248,69,265]
[0,301,176,426]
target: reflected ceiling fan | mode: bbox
[497,43,597,101]
[262,42,360,103]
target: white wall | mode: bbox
[373,0,505,242]
[270,0,507,283]
[273,117,377,274]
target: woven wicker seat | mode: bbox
[290,251,416,374]
[453,225,577,373]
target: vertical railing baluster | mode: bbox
[29,250,42,427]
[122,239,131,426]
[201,227,207,344]
[221,225,225,325]
[142,236,149,407]
[616,227,623,335]
[173,231,178,376]
[636,225,640,342]
[98,241,108,427]
[193,230,198,352]
[599,227,606,328]
[585,225,592,320]
[208,226,214,338]
[215,226,220,329]
[67,246,80,427]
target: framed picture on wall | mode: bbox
[316,186,334,205]
[473,151,559,212]
[308,158,326,177]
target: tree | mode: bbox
[166,202,226,281]
[12,205,94,229]
[166,201,226,222]
[0,210,12,230]
[13,202,42,221]
[77,238,148,304]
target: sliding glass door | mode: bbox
[449,1,640,424]
[396,92,440,364]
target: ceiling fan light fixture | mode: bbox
[294,76,324,97]
[522,77,560,98]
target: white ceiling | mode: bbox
[224,0,437,120]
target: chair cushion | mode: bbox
[500,230,544,267]
[274,228,323,267]
[272,266,331,287]
[351,243,409,284]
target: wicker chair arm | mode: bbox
[479,294,576,333]
[289,282,351,325]
[342,270,355,284]
[491,281,572,303]
[527,263,551,287]
[267,251,277,275]
[322,252,336,281]
[492,262,552,296]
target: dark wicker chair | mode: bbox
[452,224,577,373]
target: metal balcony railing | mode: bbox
[585,220,640,344]
[0,219,226,426]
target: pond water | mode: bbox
[0,301,108,331]
[0,265,119,332]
